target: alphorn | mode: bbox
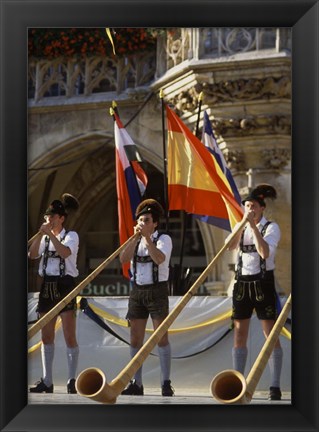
[210,293,291,404]
[75,218,247,404]
[28,232,139,340]
[28,231,42,246]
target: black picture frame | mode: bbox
[1,0,318,431]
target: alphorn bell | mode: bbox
[210,293,291,404]
[75,218,247,404]
[28,232,139,340]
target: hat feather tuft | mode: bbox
[242,183,277,206]
[61,193,80,212]
[252,184,277,200]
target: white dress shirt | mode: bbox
[235,216,281,276]
[131,230,172,285]
[38,228,79,277]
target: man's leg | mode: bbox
[232,319,250,375]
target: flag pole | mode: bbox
[177,92,204,294]
[195,92,204,138]
[160,89,174,295]
[160,89,169,232]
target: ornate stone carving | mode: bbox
[169,77,291,118]
[166,29,190,69]
[262,148,291,169]
[211,114,291,137]
[200,76,291,104]
[173,87,200,113]
[222,148,245,172]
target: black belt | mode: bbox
[132,281,168,289]
[44,274,73,281]
[238,270,274,281]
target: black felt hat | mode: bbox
[44,200,67,216]
[242,184,277,207]
[44,193,79,217]
[135,199,164,221]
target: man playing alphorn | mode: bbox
[119,199,174,397]
[227,184,283,401]
[29,194,80,394]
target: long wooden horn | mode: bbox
[28,231,42,246]
[28,232,139,340]
[210,293,291,404]
[75,218,247,404]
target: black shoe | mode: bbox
[30,378,54,393]
[268,386,282,400]
[121,380,144,396]
[67,379,77,394]
[162,380,174,396]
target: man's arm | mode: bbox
[28,232,43,259]
[227,213,248,251]
[143,235,166,265]
[250,224,270,259]
[119,235,140,264]
[246,213,270,259]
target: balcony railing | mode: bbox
[28,28,291,102]
[28,51,156,102]
[199,27,291,57]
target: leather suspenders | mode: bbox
[236,221,272,279]
[42,231,68,277]
[133,234,162,284]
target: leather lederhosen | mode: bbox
[37,232,76,314]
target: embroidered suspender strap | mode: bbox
[133,234,161,284]
[42,231,68,277]
[259,221,271,278]
[42,236,50,277]
[237,222,272,279]
[132,239,139,284]
[236,228,246,279]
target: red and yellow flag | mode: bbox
[166,105,243,230]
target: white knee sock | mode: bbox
[232,347,248,375]
[131,346,143,386]
[158,343,171,384]
[67,346,79,382]
[41,343,55,386]
[268,347,283,388]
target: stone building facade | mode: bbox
[28,28,291,296]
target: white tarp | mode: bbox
[28,295,291,393]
